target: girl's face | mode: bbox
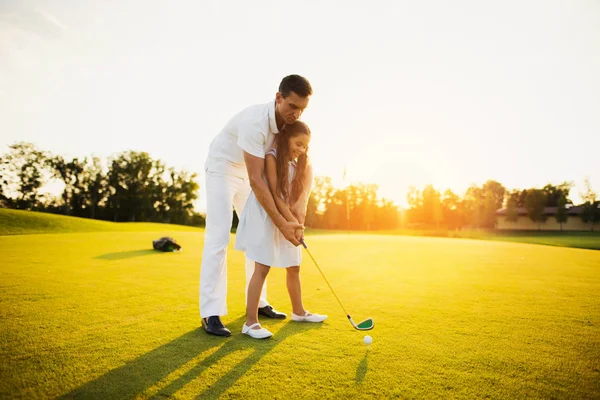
[288,133,310,160]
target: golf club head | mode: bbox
[350,317,374,331]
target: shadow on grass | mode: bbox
[94,249,160,260]
[61,317,322,399]
[171,320,322,399]
[355,349,368,384]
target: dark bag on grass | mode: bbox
[152,237,182,252]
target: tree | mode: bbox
[81,157,107,219]
[555,192,568,231]
[505,190,520,223]
[322,189,347,230]
[524,189,547,230]
[482,191,498,228]
[580,178,597,204]
[106,151,159,222]
[463,185,484,228]
[480,180,506,229]
[543,182,573,207]
[189,212,206,227]
[0,155,10,208]
[441,189,463,230]
[580,201,600,231]
[482,180,506,210]
[0,142,201,225]
[306,176,335,228]
[580,178,599,231]
[421,185,442,228]
[347,183,378,230]
[0,142,49,210]
[164,168,199,225]
[49,156,86,216]
[405,186,423,226]
[304,193,318,228]
[375,199,399,229]
[306,176,399,230]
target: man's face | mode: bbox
[276,91,310,124]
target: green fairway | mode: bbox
[346,228,600,251]
[1,215,599,398]
[0,208,203,236]
[440,230,600,251]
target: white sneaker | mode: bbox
[241,323,273,339]
[291,311,328,323]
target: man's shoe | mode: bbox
[202,316,231,337]
[258,305,287,319]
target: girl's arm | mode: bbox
[266,154,298,223]
[290,161,314,225]
[244,152,302,246]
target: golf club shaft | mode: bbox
[301,239,350,317]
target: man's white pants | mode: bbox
[200,169,269,318]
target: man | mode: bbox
[200,75,313,336]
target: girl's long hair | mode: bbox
[273,121,310,204]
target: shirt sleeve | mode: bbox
[237,122,267,159]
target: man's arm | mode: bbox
[244,151,303,246]
[265,154,298,223]
[291,161,314,225]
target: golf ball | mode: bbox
[364,335,373,345]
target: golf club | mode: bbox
[300,238,374,331]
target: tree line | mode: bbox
[0,142,203,226]
[303,176,400,230]
[1,142,401,230]
[405,179,600,231]
[2,142,598,231]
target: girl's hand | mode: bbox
[294,227,304,242]
[279,221,304,246]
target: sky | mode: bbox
[1,0,599,212]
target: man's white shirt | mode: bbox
[205,100,279,179]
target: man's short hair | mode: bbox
[279,75,313,98]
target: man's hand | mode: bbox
[279,221,304,246]
[291,202,306,225]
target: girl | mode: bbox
[235,121,327,339]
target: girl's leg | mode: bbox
[246,262,271,329]
[286,266,306,316]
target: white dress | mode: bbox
[235,149,302,268]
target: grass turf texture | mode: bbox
[309,228,600,251]
[393,229,600,251]
[3,209,599,250]
[0,208,202,236]
[1,211,599,398]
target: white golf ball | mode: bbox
[363,335,373,345]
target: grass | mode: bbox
[1,211,599,398]
[0,208,203,236]
[455,229,600,251]
[3,208,598,250]
[309,228,600,251]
